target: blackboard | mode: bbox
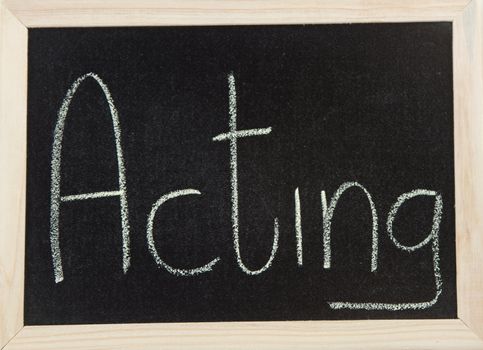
[25,23,456,325]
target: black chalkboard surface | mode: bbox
[26,23,455,325]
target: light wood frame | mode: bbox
[0,0,482,349]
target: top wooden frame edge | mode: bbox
[0,0,475,28]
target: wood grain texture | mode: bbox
[0,1,27,349]
[4,320,483,350]
[2,0,472,28]
[0,0,481,348]
[455,0,483,340]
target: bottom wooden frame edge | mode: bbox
[3,319,483,350]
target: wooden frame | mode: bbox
[0,0,482,348]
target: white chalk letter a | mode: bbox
[50,73,131,283]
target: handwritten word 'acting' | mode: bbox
[48,72,443,311]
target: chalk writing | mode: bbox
[48,72,446,312]
[321,182,379,272]
[328,189,442,310]
[212,72,279,276]
[50,73,130,284]
[146,189,221,276]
